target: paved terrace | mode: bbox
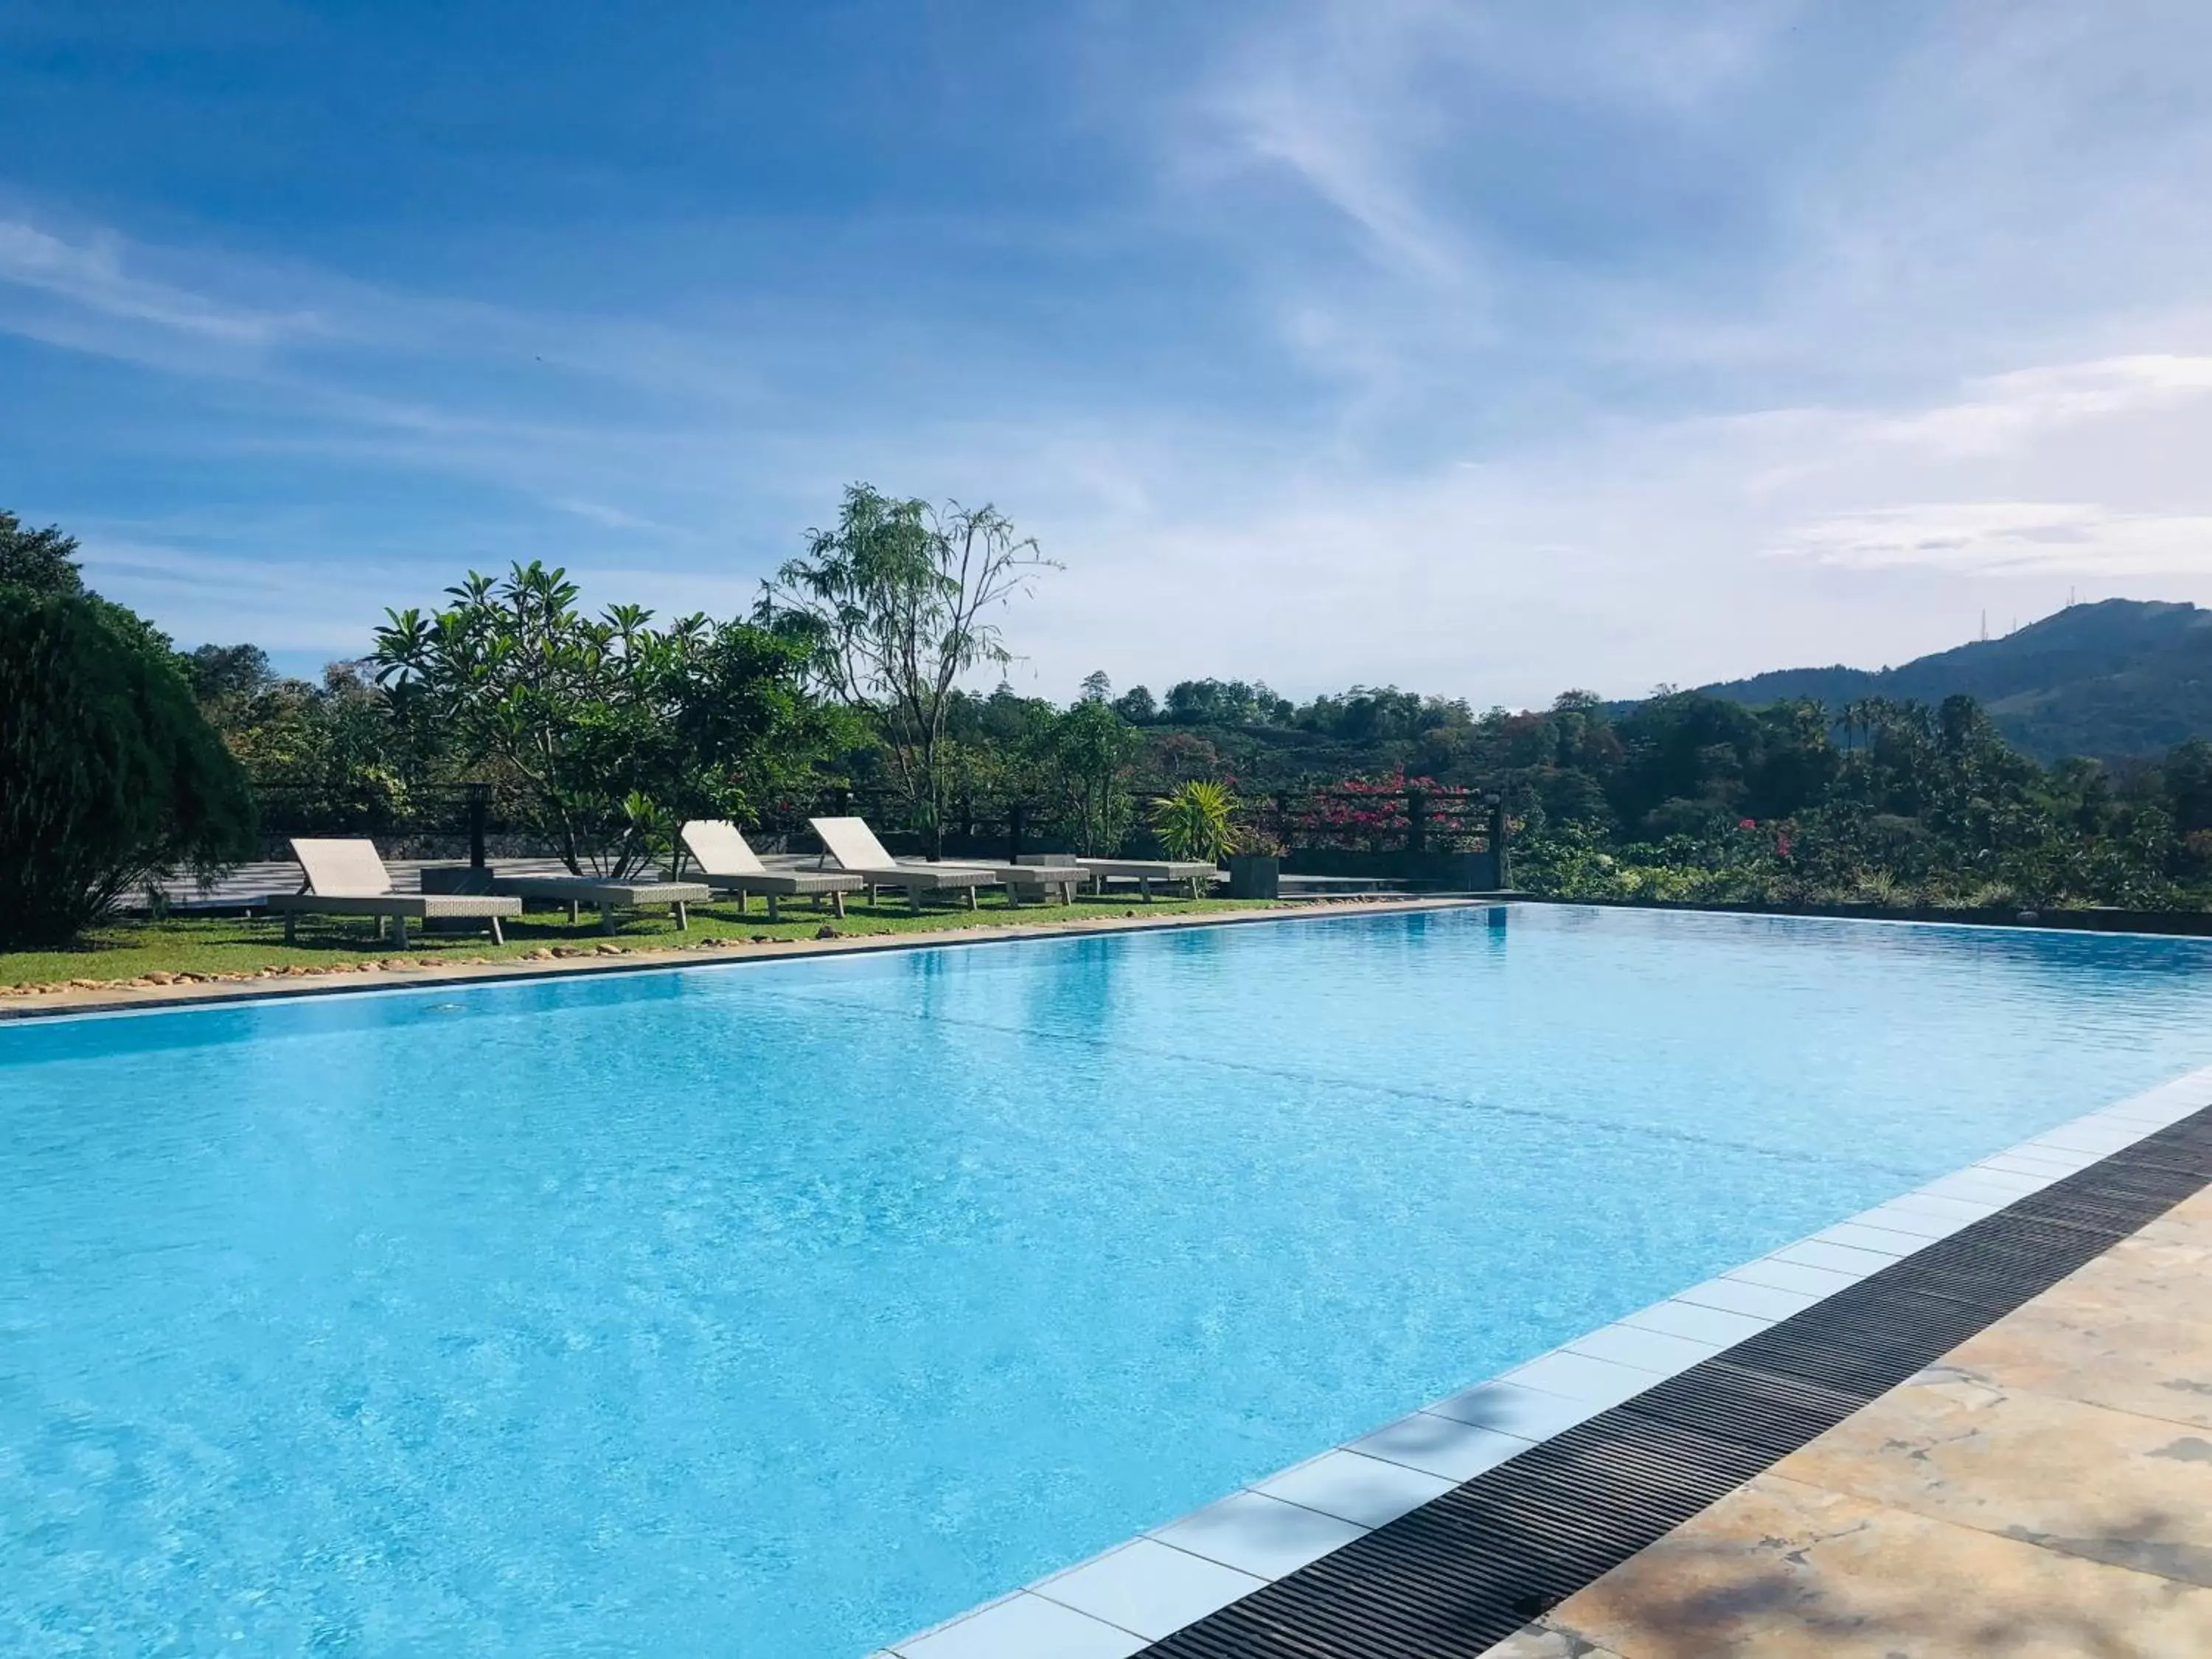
[1485,1180,2212,1658]
[136,858,1397,913]
[139,856,726,909]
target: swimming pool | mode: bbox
[6,905,2212,1655]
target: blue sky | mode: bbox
[4,0,2211,703]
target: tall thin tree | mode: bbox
[758,484,1057,854]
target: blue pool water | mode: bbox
[6,905,2212,1656]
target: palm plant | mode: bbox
[1150,779,1241,863]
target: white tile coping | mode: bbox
[874,1061,2212,1657]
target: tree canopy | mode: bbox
[372,561,838,877]
[0,594,256,945]
[757,483,1057,853]
[0,509,86,597]
[10,492,2212,928]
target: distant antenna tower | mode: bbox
[1980,609,1988,642]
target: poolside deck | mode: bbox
[882,1082,2212,1658]
[131,856,582,911]
[135,858,1444,914]
[1483,1178,2212,1658]
[1103,1101,2212,1659]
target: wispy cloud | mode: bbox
[1203,9,1474,289]
[1773,502,2212,577]
[7,1,2212,696]
[1874,356,2212,457]
[0,218,321,347]
[0,209,780,415]
[0,207,810,561]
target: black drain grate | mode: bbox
[1136,1102,2212,1659]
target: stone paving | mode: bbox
[1481,1187,2212,1659]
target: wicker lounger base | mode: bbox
[1071,859,1214,900]
[884,860,1082,905]
[844,867,997,913]
[988,864,1087,905]
[263,894,521,946]
[699,874,860,923]
[488,877,711,933]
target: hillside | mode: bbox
[1697,599,2212,762]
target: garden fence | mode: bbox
[249,782,1504,864]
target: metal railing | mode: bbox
[1248,787,1503,855]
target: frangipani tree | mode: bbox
[372,562,835,876]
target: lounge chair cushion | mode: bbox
[268,839,520,922]
[291,838,399,897]
[697,870,860,896]
[1058,858,1217,880]
[808,817,1022,881]
[680,819,769,878]
[805,818,1004,890]
[808,816,906,872]
[487,876,709,905]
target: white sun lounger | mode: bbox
[678,821,864,922]
[262,839,521,946]
[806,816,1008,911]
[810,817,1088,906]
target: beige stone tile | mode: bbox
[1773,1363,2212,1585]
[2079,1222,2212,1280]
[2134,1187,2212,1248]
[1478,1621,1630,1658]
[2133,1212,2208,1246]
[1489,1176,2212,1659]
[1938,1235,2212,1430]
[1543,1474,2212,1659]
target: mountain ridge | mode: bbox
[1693,599,2212,762]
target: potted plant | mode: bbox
[1150,781,1286,899]
[1227,825,1284,900]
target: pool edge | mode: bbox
[876,1059,2212,1658]
[0,897,1489,1025]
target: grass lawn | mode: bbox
[0,894,1284,993]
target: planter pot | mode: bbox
[1225,855,1280,900]
[417,861,495,932]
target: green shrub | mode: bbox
[0,594,256,945]
[1150,779,1240,863]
